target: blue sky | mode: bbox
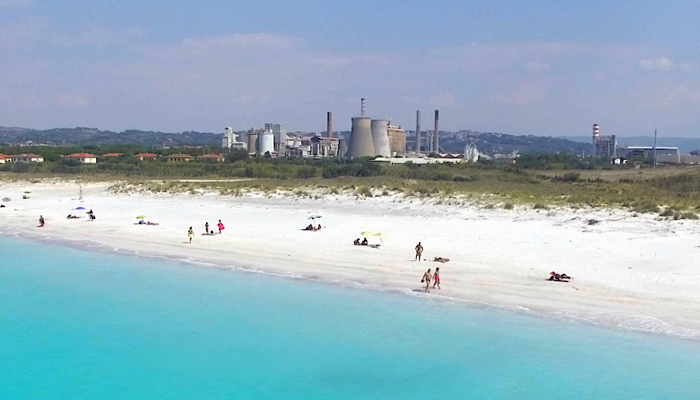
[1,0,700,136]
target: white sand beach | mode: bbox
[2,179,700,337]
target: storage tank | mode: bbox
[346,117,374,158]
[247,132,259,155]
[259,131,275,155]
[371,119,391,157]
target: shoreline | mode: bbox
[2,180,700,340]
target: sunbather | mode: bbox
[548,271,572,281]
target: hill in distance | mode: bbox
[0,126,594,155]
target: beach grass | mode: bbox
[4,165,700,217]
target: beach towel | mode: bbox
[218,223,225,231]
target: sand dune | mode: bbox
[2,180,700,336]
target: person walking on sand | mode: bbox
[188,227,194,243]
[39,215,45,227]
[217,220,225,234]
[432,267,441,289]
[415,242,423,261]
[421,268,433,293]
[205,222,209,235]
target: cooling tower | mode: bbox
[371,119,391,157]
[259,131,275,155]
[247,132,259,155]
[347,117,374,158]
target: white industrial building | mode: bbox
[221,127,247,150]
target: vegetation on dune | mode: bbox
[2,145,700,219]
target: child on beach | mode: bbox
[188,227,194,243]
[421,268,432,293]
[217,220,225,234]
[39,215,45,227]
[433,267,440,289]
[205,222,209,234]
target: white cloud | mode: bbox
[428,92,458,108]
[680,63,696,72]
[123,27,149,38]
[56,94,90,110]
[490,82,546,105]
[0,0,31,9]
[640,56,675,71]
[402,96,421,104]
[654,86,700,109]
[0,18,47,49]
[525,60,551,72]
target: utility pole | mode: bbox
[653,128,658,168]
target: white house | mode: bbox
[12,153,44,163]
[64,153,97,163]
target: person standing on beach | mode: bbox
[217,220,225,234]
[205,222,209,235]
[39,215,45,227]
[421,268,433,293]
[415,242,423,261]
[188,227,194,243]
[432,267,440,290]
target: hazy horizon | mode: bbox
[1,1,699,137]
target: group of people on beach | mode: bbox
[303,223,322,231]
[188,220,225,243]
[421,267,440,292]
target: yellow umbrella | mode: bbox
[360,231,383,236]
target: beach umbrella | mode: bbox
[136,215,146,219]
[360,231,383,236]
[2,197,10,202]
[76,206,86,210]
[308,214,322,220]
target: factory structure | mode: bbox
[591,124,616,157]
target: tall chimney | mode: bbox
[361,98,366,117]
[327,112,333,138]
[433,110,440,154]
[416,110,421,153]
[592,123,600,157]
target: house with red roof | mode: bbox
[0,153,12,164]
[134,153,158,161]
[167,153,194,162]
[197,154,225,162]
[65,153,98,164]
[12,153,44,163]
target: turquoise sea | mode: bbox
[2,236,700,399]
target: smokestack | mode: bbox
[592,124,600,157]
[416,110,421,153]
[361,98,366,117]
[327,112,333,138]
[433,110,440,154]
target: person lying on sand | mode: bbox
[146,221,159,226]
[434,257,450,263]
[66,214,80,219]
[303,224,314,231]
[353,238,361,245]
[548,271,572,281]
